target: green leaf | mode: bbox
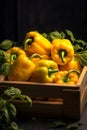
[0,39,13,50]
[48,120,66,128]
[60,31,65,38]
[0,62,11,76]
[24,95,32,105]
[79,56,87,66]
[0,86,31,130]
[7,103,16,119]
[48,30,64,41]
[4,87,32,106]
[6,122,19,130]
[2,107,10,124]
[42,33,48,38]
[76,39,87,47]
[74,44,83,52]
[0,50,10,62]
[18,95,32,106]
[4,87,21,97]
[76,51,87,66]
[0,99,6,108]
[65,30,76,42]
[65,122,79,130]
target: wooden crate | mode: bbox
[0,66,87,120]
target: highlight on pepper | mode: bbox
[8,54,35,81]
[0,29,86,85]
[51,39,74,65]
[54,70,80,85]
[23,31,52,56]
[29,59,59,83]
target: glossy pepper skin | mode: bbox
[59,56,82,72]
[24,31,52,56]
[8,54,35,81]
[54,70,80,85]
[29,53,51,64]
[6,46,26,64]
[29,59,58,83]
[51,39,74,65]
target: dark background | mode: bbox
[0,0,87,43]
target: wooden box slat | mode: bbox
[0,66,87,120]
[63,89,80,119]
[13,100,64,118]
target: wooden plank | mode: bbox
[63,89,80,120]
[0,84,64,98]
[80,81,87,114]
[77,66,87,86]
[78,66,87,94]
[13,100,63,118]
[0,66,87,119]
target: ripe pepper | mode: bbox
[29,53,51,63]
[51,39,74,65]
[6,46,26,64]
[59,56,82,72]
[8,54,35,81]
[54,70,80,85]
[29,59,58,83]
[24,31,52,56]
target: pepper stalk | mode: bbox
[23,31,52,56]
[51,39,74,65]
[29,59,59,83]
[62,70,80,83]
[54,69,80,85]
[58,49,67,63]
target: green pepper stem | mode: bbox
[10,54,17,62]
[29,53,42,60]
[48,68,58,76]
[59,50,66,63]
[63,69,80,82]
[67,70,80,75]
[24,37,33,50]
[25,38,33,45]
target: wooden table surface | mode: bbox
[17,102,87,130]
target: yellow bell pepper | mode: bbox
[54,70,80,85]
[24,31,52,56]
[59,56,82,72]
[29,53,51,63]
[29,59,58,83]
[8,54,35,81]
[6,46,26,64]
[51,39,74,65]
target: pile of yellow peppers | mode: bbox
[6,31,83,85]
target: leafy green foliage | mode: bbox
[0,50,9,63]
[4,87,22,96]
[48,120,82,130]
[42,29,87,66]
[65,30,87,52]
[0,39,15,50]
[0,62,11,76]
[42,30,65,42]
[0,49,11,76]
[48,120,66,128]
[65,122,80,130]
[75,50,87,66]
[0,87,32,130]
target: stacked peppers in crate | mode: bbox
[0,30,87,120]
[0,30,87,85]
